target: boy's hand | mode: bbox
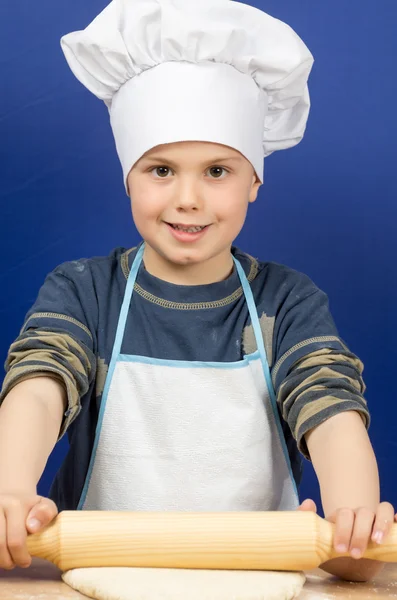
[298,498,395,558]
[0,493,58,570]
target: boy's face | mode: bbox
[127,141,261,279]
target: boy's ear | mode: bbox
[248,175,262,204]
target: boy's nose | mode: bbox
[176,197,199,211]
[174,179,202,211]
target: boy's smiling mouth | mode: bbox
[168,223,209,233]
[164,222,211,242]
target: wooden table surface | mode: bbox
[1,559,397,599]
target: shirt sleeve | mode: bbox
[0,262,97,438]
[270,271,369,459]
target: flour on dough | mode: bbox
[62,567,305,600]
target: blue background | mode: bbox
[0,0,396,511]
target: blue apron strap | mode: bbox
[110,242,145,362]
[233,256,299,500]
[77,243,145,509]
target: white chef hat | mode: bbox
[61,0,314,192]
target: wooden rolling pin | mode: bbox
[26,511,397,573]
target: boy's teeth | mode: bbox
[172,225,205,233]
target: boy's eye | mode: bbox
[151,166,172,178]
[208,167,228,179]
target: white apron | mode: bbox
[78,244,298,511]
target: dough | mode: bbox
[62,567,305,600]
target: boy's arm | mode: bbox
[0,263,98,440]
[267,270,383,579]
[0,376,66,493]
[305,410,385,582]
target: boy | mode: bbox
[0,0,395,582]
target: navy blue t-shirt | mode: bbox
[0,244,369,510]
